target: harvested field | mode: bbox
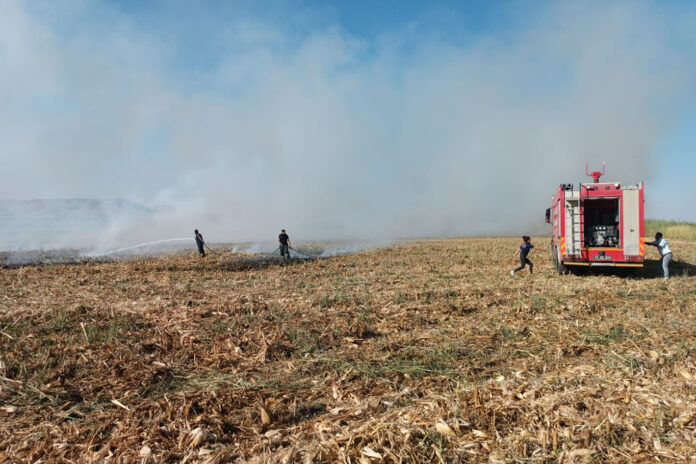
[1,237,696,463]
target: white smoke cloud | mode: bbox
[1,0,695,250]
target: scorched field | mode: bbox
[1,237,696,463]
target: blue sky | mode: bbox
[2,0,696,243]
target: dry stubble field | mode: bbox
[1,237,696,463]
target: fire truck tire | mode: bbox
[554,244,569,275]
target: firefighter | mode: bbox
[278,229,290,259]
[511,236,536,276]
[194,229,206,257]
[646,232,672,280]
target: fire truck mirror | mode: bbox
[545,208,551,223]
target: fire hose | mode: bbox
[267,247,280,256]
[260,246,315,258]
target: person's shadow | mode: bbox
[569,257,696,278]
[638,257,696,278]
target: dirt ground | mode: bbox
[1,238,695,463]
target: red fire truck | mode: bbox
[545,163,645,273]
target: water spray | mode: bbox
[289,247,315,258]
[99,238,193,256]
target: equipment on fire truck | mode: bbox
[586,225,619,247]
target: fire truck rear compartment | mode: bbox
[583,198,619,248]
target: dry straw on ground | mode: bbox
[1,238,695,462]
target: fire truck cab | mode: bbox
[545,164,644,274]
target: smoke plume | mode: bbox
[1,0,695,251]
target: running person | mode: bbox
[511,236,535,275]
[278,229,290,259]
[194,229,206,257]
[646,232,672,280]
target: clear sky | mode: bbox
[2,0,696,245]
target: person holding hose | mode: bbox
[194,229,206,257]
[278,229,291,259]
[646,232,672,280]
[511,236,536,276]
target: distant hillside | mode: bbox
[0,199,152,250]
[645,219,696,241]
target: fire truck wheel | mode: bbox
[554,245,569,275]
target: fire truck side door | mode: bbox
[623,189,640,256]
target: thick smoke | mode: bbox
[1,1,695,251]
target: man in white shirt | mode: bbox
[647,232,672,279]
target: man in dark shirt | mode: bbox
[278,229,290,259]
[195,229,205,257]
